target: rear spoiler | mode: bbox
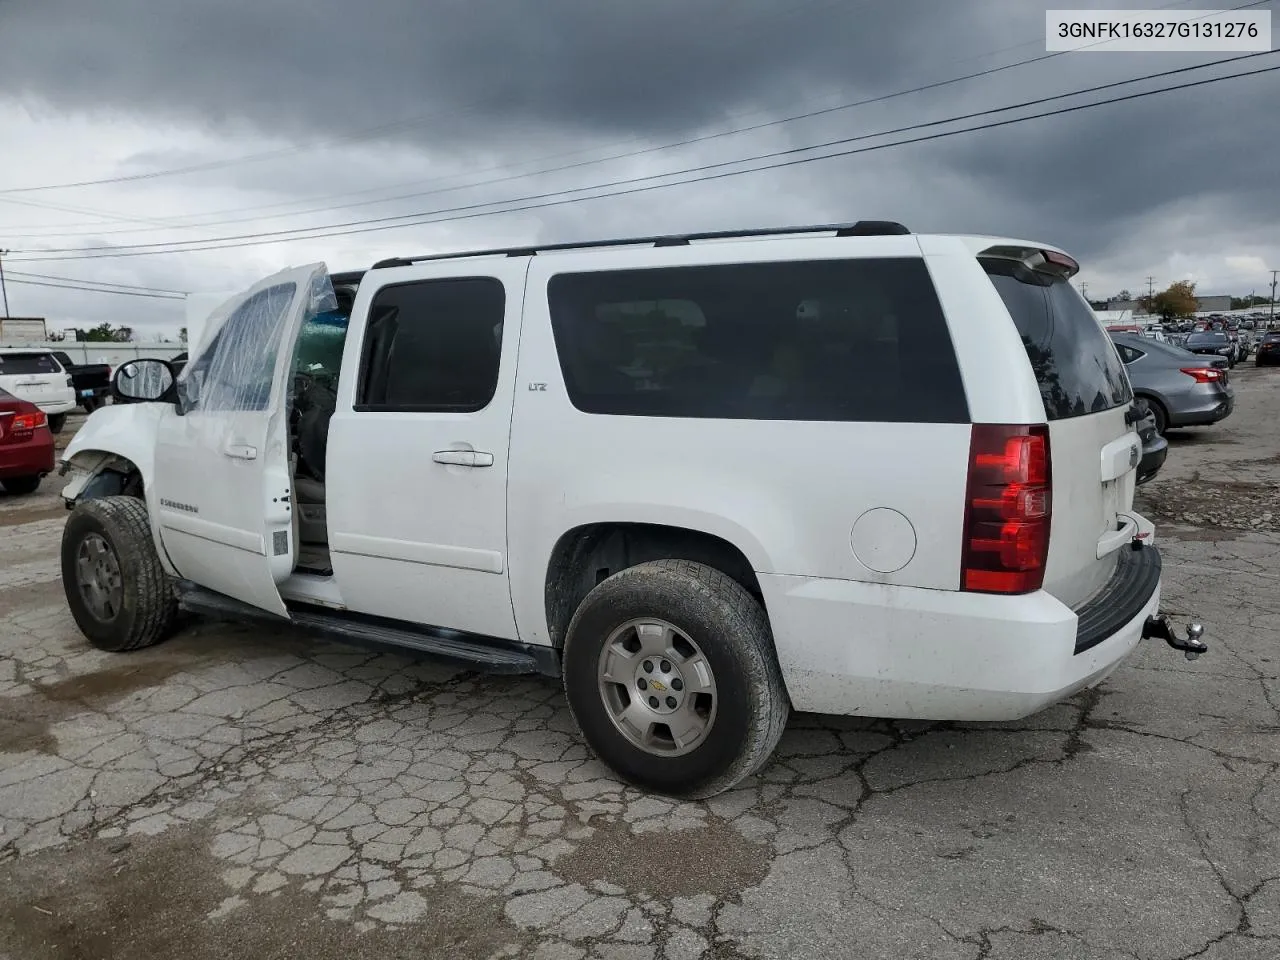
[978,245,1080,280]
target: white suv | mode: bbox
[0,348,77,433]
[57,222,1206,797]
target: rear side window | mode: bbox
[1113,343,1143,364]
[982,260,1131,420]
[357,278,505,412]
[0,353,59,375]
[546,258,968,422]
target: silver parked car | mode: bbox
[1110,333,1234,435]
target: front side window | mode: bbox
[357,278,506,412]
[546,258,968,422]
[181,283,298,412]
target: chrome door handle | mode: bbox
[224,443,258,460]
[433,450,494,467]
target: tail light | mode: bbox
[1180,367,1223,383]
[961,424,1052,595]
[10,411,48,433]
[66,376,75,388]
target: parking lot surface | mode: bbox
[2,376,1278,960]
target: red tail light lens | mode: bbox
[961,424,1052,594]
[1180,367,1222,383]
[10,411,47,432]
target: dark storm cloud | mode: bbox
[1,0,1277,297]
[0,0,1038,144]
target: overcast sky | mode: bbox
[1,0,1277,337]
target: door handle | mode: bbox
[433,450,494,467]
[224,443,258,461]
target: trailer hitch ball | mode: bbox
[1142,615,1209,661]
[1180,623,1206,660]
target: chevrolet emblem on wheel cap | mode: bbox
[649,680,667,692]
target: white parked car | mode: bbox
[0,348,77,433]
[56,222,1207,797]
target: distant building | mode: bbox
[1196,295,1232,313]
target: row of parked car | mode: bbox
[1107,330,1245,487]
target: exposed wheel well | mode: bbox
[544,523,764,648]
[72,454,145,502]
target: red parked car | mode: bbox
[0,386,56,495]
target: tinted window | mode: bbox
[1186,332,1228,347]
[0,353,59,376]
[358,278,505,412]
[1113,343,1143,364]
[983,260,1131,420]
[546,258,968,422]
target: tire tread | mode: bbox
[62,495,177,652]
[563,558,789,798]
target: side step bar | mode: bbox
[175,582,557,676]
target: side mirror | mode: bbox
[112,358,177,405]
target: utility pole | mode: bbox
[0,249,9,319]
[1145,276,1155,299]
[1269,269,1277,328]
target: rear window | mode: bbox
[982,260,1131,420]
[546,258,969,422]
[1187,332,1228,346]
[0,352,60,376]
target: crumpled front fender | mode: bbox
[59,403,169,502]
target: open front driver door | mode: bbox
[152,264,333,617]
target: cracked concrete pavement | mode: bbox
[1,375,1278,960]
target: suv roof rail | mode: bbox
[370,221,911,269]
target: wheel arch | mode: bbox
[1133,390,1170,429]
[58,402,169,505]
[544,522,766,650]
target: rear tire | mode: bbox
[61,496,177,652]
[48,414,67,434]
[1144,397,1169,436]
[1,475,41,495]
[562,559,789,799]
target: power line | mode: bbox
[2,0,1249,240]
[3,269,188,295]
[4,277,185,299]
[0,0,875,198]
[10,52,1276,263]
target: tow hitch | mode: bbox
[1143,614,1208,660]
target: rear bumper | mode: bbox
[1170,387,1233,427]
[1137,434,1168,484]
[33,394,77,416]
[0,434,56,479]
[760,545,1162,721]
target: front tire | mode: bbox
[61,496,177,652]
[562,559,789,799]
